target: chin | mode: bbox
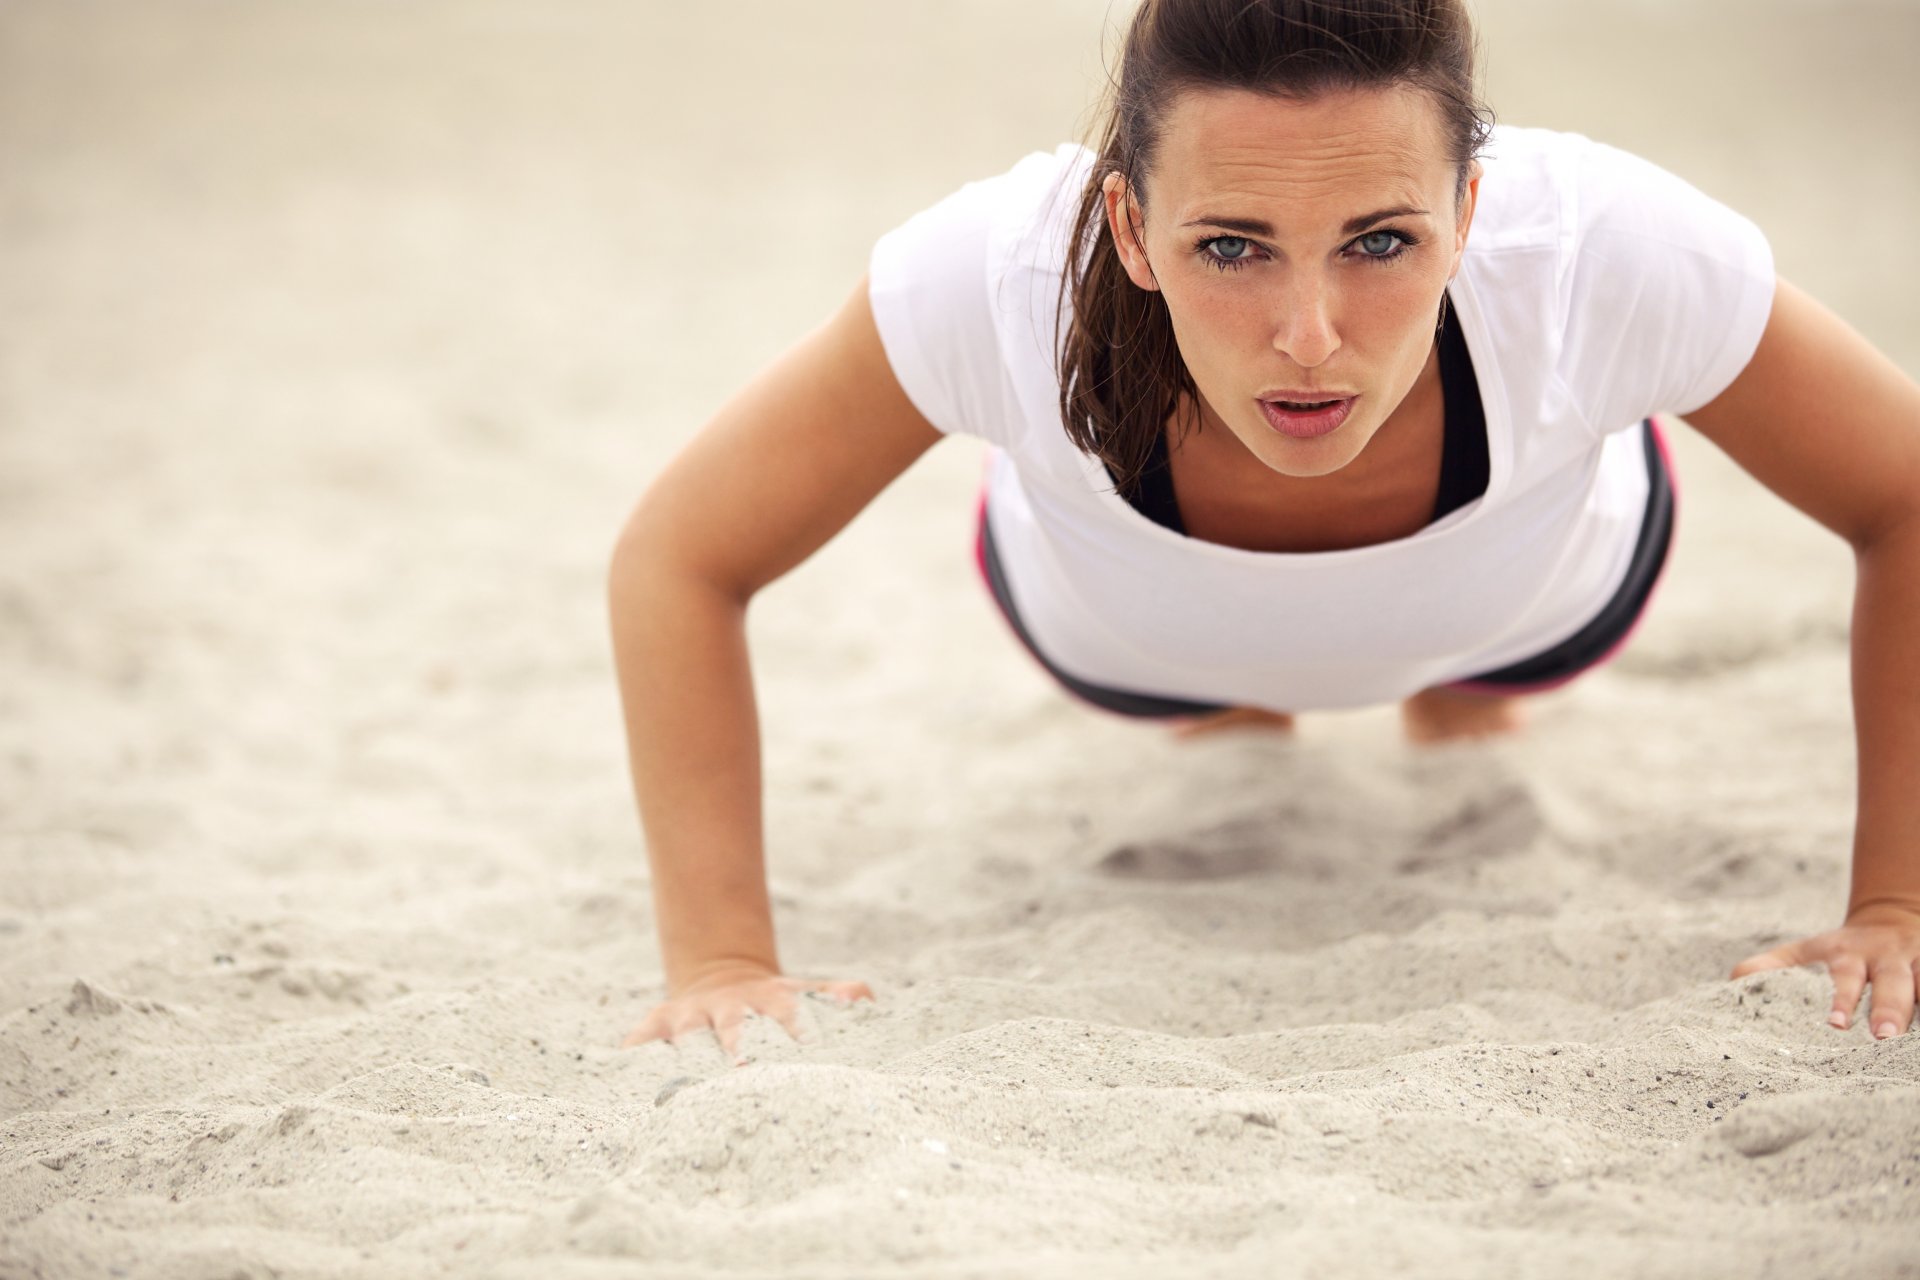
[1246,418,1368,478]
[1276,450,1356,479]
[1245,439,1339,478]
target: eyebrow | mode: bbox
[1181,206,1432,237]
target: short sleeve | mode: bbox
[867,160,1035,447]
[1560,138,1777,435]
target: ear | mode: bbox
[1448,159,1482,281]
[1102,171,1160,292]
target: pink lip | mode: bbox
[1258,395,1357,440]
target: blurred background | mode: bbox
[1,0,1916,952]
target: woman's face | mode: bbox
[1103,84,1479,480]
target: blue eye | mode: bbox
[1197,229,1418,273]
[1198,236,1258,272]
[1352,230,1412,261]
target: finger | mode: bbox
[1866,958,1916,1040]
[766,996,807,1042]
[712,1007,746,1062]
[620,1007,671,1049]
[745,983,804,1041]
[1826,956,1868,1031]
[804,980,875,1007]
[1730,941,1802,980]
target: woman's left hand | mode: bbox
[1729,902,1920,1040]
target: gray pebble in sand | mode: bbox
[655,1076,699,1107]
[66,979,122,1017]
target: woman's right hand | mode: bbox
[619,964,875,1064]
[607,272,927,1071]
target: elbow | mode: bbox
[607,505,648,596]
[608,504,680,608]
[608,501,654,578]
[1851,494,1920,556]
[607,498,752,614]
[608,490,677,606]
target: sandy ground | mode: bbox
[3,1,1919,1276]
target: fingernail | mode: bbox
[1828,1011,1848,1029]
[1874,1022,1897,1040]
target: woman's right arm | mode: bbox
[608,273,944,1061]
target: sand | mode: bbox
[3,1,1918,1276]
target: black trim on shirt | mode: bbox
[1450,418,1671,685]
[984,420,1673,712]
[1432,292,1490,522]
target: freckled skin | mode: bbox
[1102,84,1481,485]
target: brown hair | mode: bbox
[1056,0,1494,498]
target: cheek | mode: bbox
[1346,273,1436,340]
[1161,277,1267,361]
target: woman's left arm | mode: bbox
[1684,276,1920,1040]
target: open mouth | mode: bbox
[1257,394,1357,439]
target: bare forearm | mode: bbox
[608,543,780,992]
[1847,522,1920,916]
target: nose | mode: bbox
[1271,269,1341,368]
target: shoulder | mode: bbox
[1469,123,1766,257]
[871,142,1092,283]
[1462,124,1777,433]
[1501,127,1775,426]
[1481,125,1771,271]
[993,143,1097,274]
[866,144,1093,444]
[1459,124,1580,254]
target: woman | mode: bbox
[610,0,1920,1060]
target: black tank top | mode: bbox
[1103,295,1490,533]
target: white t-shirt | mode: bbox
[867,125,1776,712]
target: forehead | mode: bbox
[1146,84,1452,226]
